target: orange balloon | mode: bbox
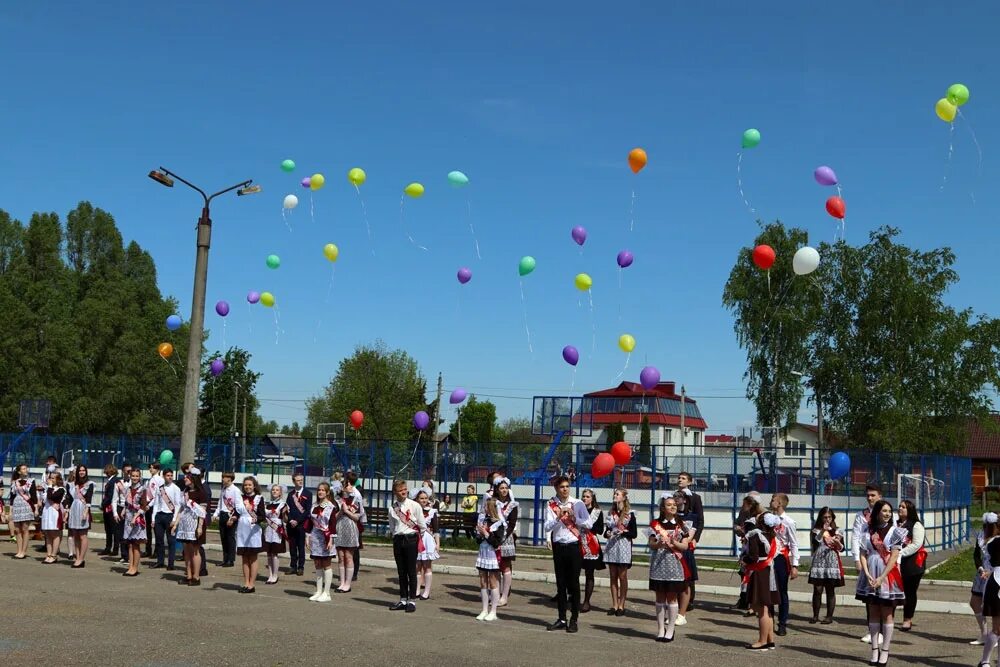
[157,342,174,359]
[628,148,647,174]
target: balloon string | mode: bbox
[617,267,623,323]
[628,189,636,232]
[957,108,983,204]
[940,121,955,191]
[570,366,576,393]
[310,193,315,224]
[161,355,177,377]
[247,302,253,337]
[519,278,533,354]
[222,318,227,351]
[273,307,284,345]
[614,352,631,381]
[281,207,292,233]
[354,185,375,256]
[835,184,845,243]
[588,289,596,360]
[736,151,756,218]
[399,195,428,251]
[467,199,481,260]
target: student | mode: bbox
[474,497,505,621]
[262,484,287,585]
[121,468,148,576]
[414,488,439,600]
[212,472,241,568]
[494,477,519,607]
[648,494,691,642]
[580,488,605,613]
[285,473,312,576]
[971,512,1000,647]
[234,476,265,593]
[807,506,844,623]
[100,464,121,556]
[63,466,77,560]
[179,462,209,578]
[308,481,336,602]
[334,473,364,593]
[387,479,425,612]
[734,492,763,611]
[769,492,799,635]
[856,499,906,666]
[143,463,163,558]
[151,469,183,570]
[8,464,38,559]
[461,484,479,539]
[115,464,133,563]
[64,464,95,568]
[897,500,927,632]
[854,484,891,643]
[543,474,593,633]
[171,467,207,586]
[979,526,1000,667]
[603,487,637,616]
[675,472,704,625]
[743,513,781,651]
[41,471,66,564]
[348,475,366,583]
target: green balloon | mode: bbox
[266,254,281,269]
[281,159,296,173]
[518,256,536,277]
[946,83,970,107]
[159,449,174,466]
[742,128,761,149]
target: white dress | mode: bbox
[174,494,207,542]
[9,479,37,523]
[855,526,908,606]
[417,508,439,561]
[67,481,94,531]
[234,494,264,554]
[41,486,65,531]
[263,500,287,545]
[122,484,147,542]
[475,519,505,571]
[309,501,336,558]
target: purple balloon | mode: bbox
[639,366,661,391]
[247,291,260,304]
[413,410,430,430]
[215,300,230,317]
[301,177,311,189]
[562,345,580,366]
[449,388,468,405]
[457,267,472,284]
[210,359,225,377]
[814,165,838,186]
[617,250,634,268]
[571,226,587,246]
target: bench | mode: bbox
[364,507,475,538]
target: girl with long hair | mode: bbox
[172,468,207,586]
[474,497,505,621]
[743,512,780,650]
[65,465,94,568]
[334,473,363,593]
[8,464,38,559]
[308,482,336,602]
[897,499,927,632]
[807,506,844,623]
[856,499,907,665]
[121,468,147,576]
[494,477,519,607]
[580,488,605,613]
[234,476,265,594]
[263,483,287,586]
[971,512,1000,646]
[647,494,690,642]
[414,488,439,599]
[41,471,66,564]
[603,487,637,616]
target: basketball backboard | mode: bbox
[317,422,346,445]
[531,396,593,437]
[19,399,51,428]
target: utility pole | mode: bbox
[679,385,686,458]
[816,391,824,449]
[241,393,248,453]
[231,382,241,472]
[431,372,443,469]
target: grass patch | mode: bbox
[925,545,974,582]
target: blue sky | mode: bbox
[3,2,999,435]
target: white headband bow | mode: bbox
[984,512,998,524]
[763,513,780,528]
[188,467,201,476]
[493,476,511,488]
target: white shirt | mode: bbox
[212,484,242,519]
[145,473,163,507]
[852,506,897,562]
[543,496,593,544]
[151,482,183,515]
[388,498,425,536]
[773,512,800,567]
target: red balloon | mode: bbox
[591,452,616,479]
[349,410,364,430]
[825,196,846,219]
[610,441,632,466]
[752,244,776,270]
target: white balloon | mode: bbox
[792,246,820,275]
[283,194,299,210]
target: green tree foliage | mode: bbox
[638,416,651,465]
[305,340,428,443]
[452,395,497,445]
[198,347,263,439]
[724,222,1000,452]
[604,422,625,446]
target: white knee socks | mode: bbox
[310,571,323,600]
[321,568,333,598]
[423,570,433,597]
[869,622,881,662]
[480,588,490,614]
[500,572,512,602]
[666,602,679,639]
[655,603,666,637]
[982,631,998,665]
[338,561,347,589]
[880,620,894,663]
[489,586,499,614]
[978,613,987,640]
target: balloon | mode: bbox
[742,128,761,149]
[574,273,592,291]
[618,334,636,353]
[518,256,536,277]
[792,246,820,276]
[947,83,970,107]
[323,243,339,262]
[215,300,230,317]
[300,177,311,189]
[348,167,366,186]
[617,250,634,268]
[935,98,957,123]
[814,165,838,186]
[447,171,469,187]
[752,244,776,270]
[404,182,425,198]
[260,292,275,307]
[283,194,298,210]
[210,359,225,377]
[159,450,174,466]
[157,342,173,359]
[628,148,647,174]
[266,254,280,269]
[610,441,632,466]
[639,366,660,391]
[826,196,846,219]
[349,410,364,430]
[562,345,579,366]
[591,452,615,479]
[457,267,472,284]
[449,388,467,405]
[280,159,295,173]
[166,314,182,331]
[571,226,587,246]
[413,410,430,430]
[310,173,325,191]
[247,291,260,305]
[828,451,851,480]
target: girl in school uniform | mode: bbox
[856,499,907,666]
[171,468,207,586]
[494,478,519,607]
[121,468,148,576]
[971,512,999,646]
[41,471,66,564]
[474,497,506,621]
[580,488,605,613]
[647,494,690,642]
[65,465,94,568]
[808,506,845,624]
[978,529,1000,667]
[603,487,637,616]
[9,464,38,559]
[308,481,337,602]
[743,512,780,650]
[414,488,439,600]
[263,484,287,585]
[234,476,265,594]
[334,474,363,593]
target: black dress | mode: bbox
[982,537,1000,617]
[581,509,606,572]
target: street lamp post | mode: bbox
[149,167,258,466]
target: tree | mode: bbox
[638,416,651,465]
[604,422,625,446]
[452,395,497,445]
[495,416,546,443]
[305,340,427,442]
[198,347,262,440]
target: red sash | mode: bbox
[311,503,334,538]
[742,533,778,584]
[651,520,692,579]
[265,502,286,539]
[128,488,146,528]
[14,479,35,510]
[223,489,236,512]
[242,495,259,523]
[392,504,424,552]
[548,499,600,558]
[872,531,903,589]
[291,489,305,514]
[76,483,92,522]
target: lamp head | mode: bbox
[236,184,261,196]
[148,170,174,187]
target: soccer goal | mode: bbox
[898,473,946,512]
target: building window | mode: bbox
[693,431,701,446]
[988,466,1000,487]
[783,440,806,457]
[665,428,673,445]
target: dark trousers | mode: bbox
[392,534,419,600]
[153,512,175,566]
[144,509,154,554]
[117,513,127,560]
[102,509,117,552]
[772,554,790,627]
[352,546,361,580]
[553,542,583,621]
[902,572,923,619]
[286,522,306,570]
[198,545,208,576]
[218,512,237,565]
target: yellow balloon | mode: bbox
[323,243,339,262]
[618,334,635,353]
[404,182,425,198]
[310,173,326,191]
[935,98,957,123]
[574,273,593,291]
[347,168,366,186]
[260,292,275,308]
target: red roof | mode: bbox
[706,435,737,444]
[586,381,688,400]
[966,414,1000,459]
[590,413,708,430]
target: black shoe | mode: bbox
[179,578,192,585]
[238,586,248,593]
[776,626,787,636]
[809,617,819,624]
[297,569,304,576]
[389,601,407,611]
[199,569,208,577]
[97,550,110,556]
[765,642,775,650]
[166,565,176,572]
[615,608,625,617]
[820,617,834,625]
[744,644,769,651]
[566,620,578,633]
[549,594,560,603]
[287,567,297,575]
[405,602,416,613]
[150,563,163,569]
[189,579,201,586]
[245,587,255,594]
[664,635,674,643]
[606,608,616,616]
[547,619,567,632]
[656,636,667,643]
[71,562,85,569]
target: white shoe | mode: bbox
[861,633,871,643]
[675,615,687,626]
[970,638,985,646]
[309,591,322,601]
[484,611,497,621]
[316,592,332,602]
[476,611,488,621]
